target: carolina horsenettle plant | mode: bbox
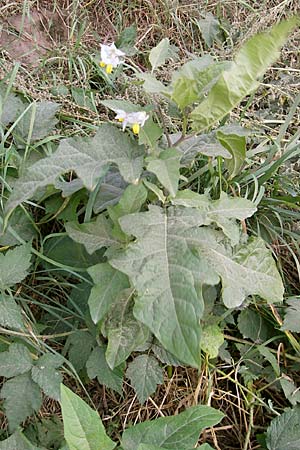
[3,19,297,377]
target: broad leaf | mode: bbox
[101,99,141,113]
[149,38,170,72]
[31,353,64,401]
[201,323,224,359]
[136,73,167,93]
[281,297,300,332]
[108,183,147,240]
[0,430,42,450]
[14,101,59,144]
[88,263,129,324]
[121,405,224,449]
[86,346,124,394]
[191,19,297,131]
[1,372,42,431]
[109,206,208,368]
[173,133,232,166]
[64,331,95,372]
[139,117,163,149]
[0,243,32,290]
[200,236,284,308]
[66,215,117,255]
[151,342,181,366]
[103,289,150,369]
[197,13,220,47]
[60,385,116,450]
[6,124,145,215]
[0,343,33,378]
[0,87,23,127]
[0,208,37,246]
[93,168,128,213]
[266,406,300,450]
[147,148,181,197]
[217,125,248,178]
[238,309,273,342]
[126,355,164,404]
[0,295,24,329]
[280,375,300,406]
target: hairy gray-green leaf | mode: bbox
[108,183,147,240]
[0,208,37,246]
[1,372,42,431]
[238,308,273,342]
[191,19,297,131]
[280,375,300,406]
[281,297,300,333]
[121,405,224,449]
[217,126,247,178]
[14,101,59,145]
[66,215,117,255]
[109,206,209,368]
[101,99,141,113]
[103,289,150,369]
[136,73,167,94]
[201,236,284,308]
[0,430,42,450]
[31,354,63,401]
[0,87,23,127]
[61,385,116,450]
[147,148,181,197]
[0,343,33,378]
[0,243,32,290]
[88,263,129,324]
[197,13,220,47]
[201,323,224,359]
[93,168,128,213]
[64,331,95,372]
[0,295,24,329]
[266,406,300,450]
[149,38,170,72]
[173,133,232,166]
[6,124,145,215]
[86,346,124,394]
[138,117,163,149]
[126,355,164,404]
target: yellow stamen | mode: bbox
[99,61,106,68]
[106,64,113,74]
[132,123,140,135]
[118,118,124,122]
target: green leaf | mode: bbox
[108,183,148,240]
[217,126,247,178]
[103,289,150,369]
[0,243,32,290]
[64,331,95,372]
[60,385,116,450]
[93,168,128,214]
[171,58,227,110]
[143,180,166,203]
[174,133,231,166]
[149,38,170,72]
[86,346,124,394]
[266,406,300,450]
[238,309,273,342]
[0,343,33,377]
[88,263,129,324]
[0,87,23,127]
[200,236,284,308]
[0,295,24,329]
[281,297,300,332]
[43,235,105,272]
[151,342,181,366]
[197,13,220,47]
[1,372,42,431]
[280,375,300,406]
[31,353,63,401]
[66,215,117,255]
[121,405,224,449]
[14,101,59,145]
[101,99,141,113]
[201,324,224,359]
[191,19,298,132]
[0,208,37,246]
[0,430,42,450]
[109,206,207,368]
[6,124,145,216]
[116,25,137,51]
[147,148,181,197]
[126,355,164,404]
[173,191,256,245]
[138,117,163,149]
[136,73,167,94]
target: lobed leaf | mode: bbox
[126,355,164,404]
[0,242,32,290]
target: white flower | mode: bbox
[100,43,125,74]
[115,110,149,135]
